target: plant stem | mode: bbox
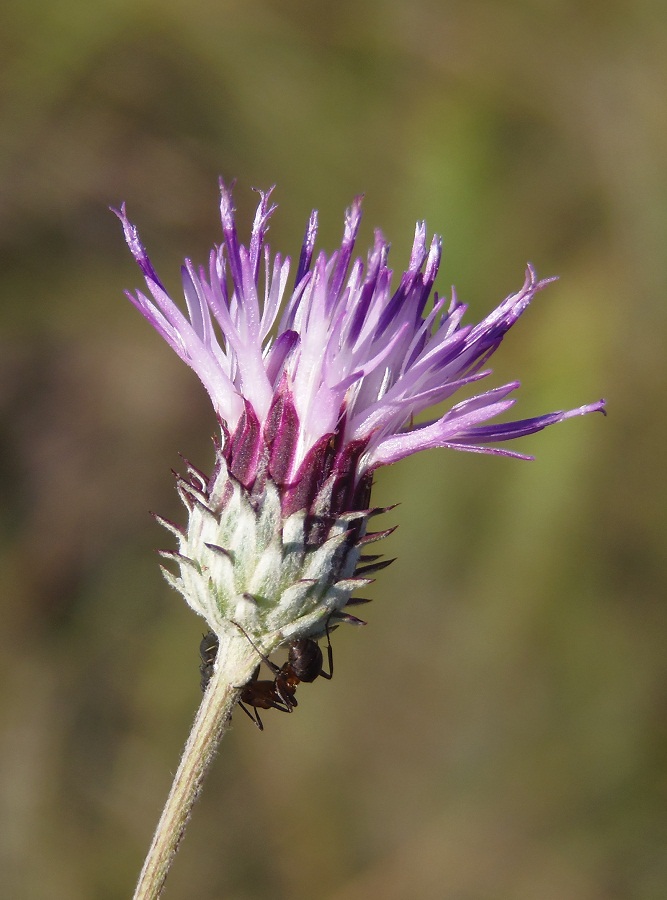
[132,634,258,900]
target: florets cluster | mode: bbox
[117,183,604,652]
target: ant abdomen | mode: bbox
[287,639,325,683]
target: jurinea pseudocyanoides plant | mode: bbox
[116,182,604,899]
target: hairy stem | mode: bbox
[132,633,258,900]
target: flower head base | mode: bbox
[117,183,604,654]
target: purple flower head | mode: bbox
[115,182,605,671]
[116,184,607,898]
[117,182,603,503]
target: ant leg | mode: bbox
[319,618,334,679]
[231,620,280,675]
[272,695,296,713]
[237,701,264,731]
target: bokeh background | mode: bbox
[1,2,665,898]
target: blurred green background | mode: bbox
[0,1,664,898]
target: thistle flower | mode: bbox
[116,182,604,660]
[118,183,605,900]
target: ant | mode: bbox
[199,631,218,692]
[199,624,334,731]
[200,630,293,724]
[233,622,334,730]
